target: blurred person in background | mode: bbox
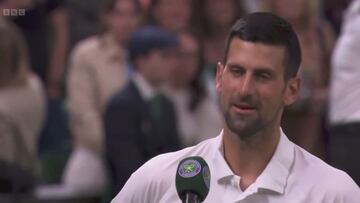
[329,0,360,186]
[164,31,223,146]
[63,0,141,198]
[65,0,103,50]
[323,0,352,35]
[0,0,70,186]
[242,0,264,12]
[105,26,181,196]
[0,0,68,99]
[263,0,336,158]
[193,0,246,100]
[0,18,45,196]
[147,0,191,34]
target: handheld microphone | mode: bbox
[175,156,211,203]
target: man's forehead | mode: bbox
[226,38,286,68]
[228,38,285,54]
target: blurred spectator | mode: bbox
[0,0,68,99]
[263,0,336,158]
[0,0,68,187]
[105,26,181,195]
[329,0,360,185]
[323,0,352,35]
[0,19,45,194]
[65,0,103,50]
[242,0,264,12]
[147,0,191,33]
[164,31,223,146]
[0,0,70,186]
[64,0,141,198]
[193,0,246,99]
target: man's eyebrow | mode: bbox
[226,63,244,69]
[253,68,275,74]
[227,63,275,73]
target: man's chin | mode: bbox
[227,120,263,140]
[236,129,259,140]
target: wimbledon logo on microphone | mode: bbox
[178,159,201,178]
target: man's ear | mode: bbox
[215,62,224,91]
[284,77,300,106]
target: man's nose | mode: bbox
[238,73,254,97]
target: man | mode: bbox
[112,13,360,202]
[105,26,181,195]
[329,0,360,186]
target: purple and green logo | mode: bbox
[178,159,201,178]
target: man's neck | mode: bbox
[222,125,281,191]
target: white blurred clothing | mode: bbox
[329,0,360,124]
[165,88,223,146]
[0,74,45,174]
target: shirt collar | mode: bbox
[211,130,236,183]
[211,128,295,194]
[132,73,156,100]
[255,129,295,194]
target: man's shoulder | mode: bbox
[112,137,218,202]
[137,137,217,179]
[292,145,359,197]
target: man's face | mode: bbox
[216,38,299,139]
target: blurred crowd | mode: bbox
[0,0,359,202]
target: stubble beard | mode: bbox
[221,98,282,141]
[224,109,265,140]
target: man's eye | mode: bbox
[230,68,244,75]
[257,73,272,80]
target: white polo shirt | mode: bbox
[112,130,360,203]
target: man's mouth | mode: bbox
[232,103,257,114]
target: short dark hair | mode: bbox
[223,12,301,80]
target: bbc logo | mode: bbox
[2,9,26,16]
